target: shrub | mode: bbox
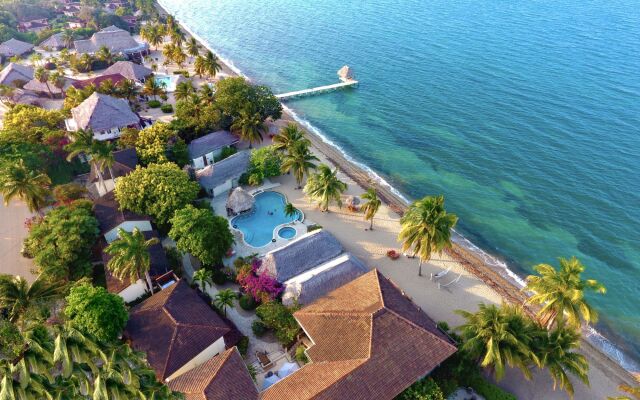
[307,224,322,232]
[237,336,249,357]
[239,294,258,311]
[252,320,267,337]
[147,99,161,108]
[465,374,516,400]
[52,183,87,204]
[211,268,227,285]
[255,301,300,346]
[160,103,173,113]
[173,70,189,77]
[215,146,237,162]
[236,258,283,302]
[396,377,444,400]
[295,345,308,364]
[43,62,56,70]
[160,93,168,101]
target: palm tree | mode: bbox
[53,323,104,378]
[214,289,235,317]
[304,164,347,211]
[361,187,381,230]
[141,23,163,51]
[92,141,116,187]
[456,303,537,381]
[142,76,166,100]
[117,79,138,104]
[93,345,144,400]
[609,385,640,400]
[0,274,65,328]
[193,54,206,78]
[524,257,606,329]
[186,37,199,60]
[0,362,51,400]
[98,79,118,96]
[199,84,214,105]
[30,52,43,66]
[96,46,114,65]
[65,129,109,194]
[192,268,213,292]
[169,27,184,47]
[174,79,195,101]
[61,30,75,49]
[34,66,53,98]
[532,324,589,398]
[231,107,266,147]
[197,50,221,80]
[0,160,51,213]
[104,228,160,294]
[281,141,318,188]
[48,71,66,98]
[284,202,298,218]
[272,123,308,152]
[398,195,458,276]
[172,46,187,69]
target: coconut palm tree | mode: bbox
[398,195,458,276]
[117,79,138,104]
[48,71,66,98]
[609,385,640,400]
[53,323,104,379]
[524,257,606,329]
[34,66,53,98]
[61,29,75,49]
[98,79,118,96]
[231,107,266,147]
[141,23,163,51]
[192,268,213,292]
[13,327,55,385]
[30,52,43,67]
[532,324,589,398]
[104,228,160,294]
[92,141,116,187]
[214,289,235,317]
[0,160,51,213]
[93,345,144,400]
[196,50,221,80]
[172,46,187,69]
[273,123,309,153]
[456,303,537,381]
[304,164,347,212]
[281,141,318,189]
[169,27,184,47]
[284,202,298,218]
[0,274,65,328]
[0,362,51,400]
[141,76,166,100]
[174,79,195,101]
[65,129,109,194]
[186,37,199,60]
[361,187,381,230]
[96,46,114,65]
[199,84,214,105]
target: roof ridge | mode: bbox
[162,322,180,379]
[373,269,385,312]
[384,307,457,351]
[206,348,233,385]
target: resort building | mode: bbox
[259,230,344,283]
[23,76,76,98]
[39,32,67,51]
[0,63,33,87]
[188,130,239,169]
[124,280,241,382]
[281,252,368,306]
[0,38,34,59]
[66,92,141,140]
[167,348,258,400]
[261,270,458,399]
[102,60,152,83]
[102,229,172,302]
[85,147,138,197]
[195,151,250,197]
[92,192,152,244]
[73,25,149,58]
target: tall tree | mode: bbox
[65,129,108,193]
[186,37,199,59]
[0,160,51,213]
[174,79,196,102]
[0,275,65,328]
[361,187,382,230]
[214,289,235,317]
[192,268,213,292]
[34,66,53,98]
[303,164,347,211]
[61,29,75,49]
[141,23,163,50]
[141,76,166,100]
[48,71,66,99]
[281,140,318,188]
[104,228,159,294]
[195,50,221,80]
[231,106,266,147]
[272,123,308,152]
[96,46,114,65]
[456,303,537,381]
[398,195,458,276]
[524,257,606,329]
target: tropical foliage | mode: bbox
[361,187,382,230]
[255,301,300,346]
[192,268,213,292]
[281,140,318,188]
[214,289,235,317]
[242,145,283,186]
[398,195,458,276]
[236,257,283,302]
[0,159,51,213]
[304,164,347,211]
[104,228,160,293]
[0,274,65,328]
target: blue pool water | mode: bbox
[278,227,297,239]
[160,0,640,368]
[154,75,177,91]
[231,192,301,247]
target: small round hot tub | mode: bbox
[278,227,296,240]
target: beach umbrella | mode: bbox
[277,362,300,378]
[262,374,281,390]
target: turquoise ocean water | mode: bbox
[158,0,640,368]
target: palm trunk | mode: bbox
[145,271,154,294]
[417,254,422,276]
[94,162,108,194]
[369,218,374,230]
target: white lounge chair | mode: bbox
[438,273,463,289]
[430,267,451,281]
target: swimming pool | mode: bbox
[278,227,296,239]
[231,191,302,247]
[154,74,179,92]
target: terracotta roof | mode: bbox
[70,92,139,131]
[0,38,34,57]
[71,73,127,90]
[103,230,171,294]
[261,270,457,400]
[103,61,152,82]
[168,347,258,400]
[124,280,231,381]
[92,191,149,234]
[0,63,33,86]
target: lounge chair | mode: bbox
[430,267,451,281]
[256,351,273,370]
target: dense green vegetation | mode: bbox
[241,145,283,186]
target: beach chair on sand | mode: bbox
[431,267,451,281]
[438,272,463,290]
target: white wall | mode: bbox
[212,179,233,197]
[119,279,148,303]
[164,337,226,382]
[104,220,153,243]
[192,156,205,170]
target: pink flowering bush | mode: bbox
[236,258,283,302]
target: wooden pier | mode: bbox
[275,65,359,101]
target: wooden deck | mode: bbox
[276,80,359,100]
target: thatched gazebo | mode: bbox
[226,187,254,215]
[337,65,354,82]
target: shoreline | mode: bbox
[154,0,639,386]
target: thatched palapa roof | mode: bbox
[0,38,34,57]
[74,25,148,54]
[70,92,139,131]
[39,33,66,50]
[0,63,33,86]
[103,61,152,82]
[226,187,254,214]
[337,65,354,81]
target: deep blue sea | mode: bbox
[158,0,640,368]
